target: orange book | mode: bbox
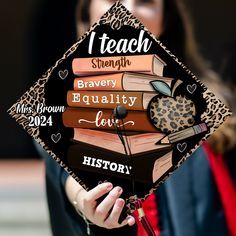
[62,107,157,132]
[72,54,166,76]
[73,72,173,91]
[67,91,156,110]
[72,128,169,155]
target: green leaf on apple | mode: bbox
[151,80,172,97]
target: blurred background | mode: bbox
[0,0,235,235]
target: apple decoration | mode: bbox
[149,80,196,134]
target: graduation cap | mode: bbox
[8,1,231,233]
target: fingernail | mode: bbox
[116,187,122,194]
[116,198,124,207]
[127,216,135,226]
[106,183,113,190]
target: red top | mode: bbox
[134,193,160,236]
[134,143,236,236]
[204,142,236,236]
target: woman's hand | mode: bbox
[65,176,135,229]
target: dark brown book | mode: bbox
[67,141,173,184]
[62,107,157,132]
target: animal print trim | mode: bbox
[100,2,144,30]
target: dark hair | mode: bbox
[160,0,210,77]
[76,0,236,154]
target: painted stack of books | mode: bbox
[62,54,174,183]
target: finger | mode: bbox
[126,215,136,226]
[94,186,123,222]
[85,182,113,205]
[119,215,136,227]
[104,198,126,228]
